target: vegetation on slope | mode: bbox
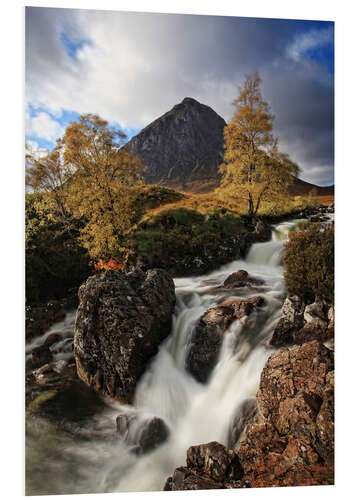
[129,206,244,272]
[283,222,334,304]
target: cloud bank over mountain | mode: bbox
[26,8,334,185]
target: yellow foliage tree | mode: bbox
[26,139,73,220]
[218,73,300,217]
[62,114,145,261]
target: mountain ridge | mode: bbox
[126,97,333,196]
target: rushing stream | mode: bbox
[26,219,312,495]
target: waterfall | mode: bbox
[25,219,300,495]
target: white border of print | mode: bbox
[1,1,354,499]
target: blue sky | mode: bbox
[26,8,334,185]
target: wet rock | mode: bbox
[186,296,265,383]
[28,372,107,425]
[271,297,333,347]
[304,301,328,327]
[31,344,53,368]
[327,306,334,339]
[315,371,334,464]
[32,360,68,386]
[116,413,169,454]
[26,301,66,342]
[222,269,265,289]
[164,441,245,491]
[74,268,176,403]
[254,220,272,241]
[164,467,221,490]
[43,332,63,347]
[227,398,257,450]
[238,340,334,487]
[270,295,304,347]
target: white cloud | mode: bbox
[286,26,333,62]
[26,110,65,143]
[26,139,49,159]
[25,8,334,185]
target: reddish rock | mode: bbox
[186,296,265,382]
[223,270,265,289]
[238,341,334,487]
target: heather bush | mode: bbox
[283,223,334,304]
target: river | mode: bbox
[25,218,317,495]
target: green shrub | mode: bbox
[130,208,244,272]
[283,223,334,304]
[26,193,91,304]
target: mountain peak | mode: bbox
[126,99,226,187]
[181,97,200,105]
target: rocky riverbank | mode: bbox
[25,208,334,494]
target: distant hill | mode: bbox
[288,177,334,197]
[126,97,333,197]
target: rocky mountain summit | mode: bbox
[126,97,333,195]
[126,97,226,188]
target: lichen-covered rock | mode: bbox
[164,441,245,491]
[238,340,334,487]
[74,268,176,403]
[271,297,334,346]
[186,296,265,383]
[270,295,304,346]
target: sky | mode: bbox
[25,7,334,186]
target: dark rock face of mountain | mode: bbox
[126,97,226,188]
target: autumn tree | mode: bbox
[26,139,73,220]
[218,73,299,217]
[62,114,145,261]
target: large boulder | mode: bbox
[164,441,246,491]
[186,296,265,383]
[238,340,334,487]
[74,268,176,403]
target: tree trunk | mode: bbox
[248,192,254,217]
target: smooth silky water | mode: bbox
[25,220,301,495]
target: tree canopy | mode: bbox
[26,139,73,220]
[26,114,145,262]
[217,73,300,217]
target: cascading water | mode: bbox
[25,219,302,495]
